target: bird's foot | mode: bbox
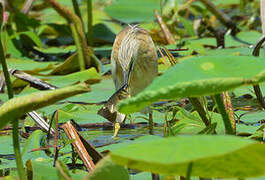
[112,122,121,138]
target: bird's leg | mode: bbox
[113,122,121,138]
[148,111,154,135]
[119,83,129,98]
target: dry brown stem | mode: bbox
[154,9,176,45]
[47,0,95,69]
[61,122,95,171]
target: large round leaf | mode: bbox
[118,56,265,114]
[104,0,160,23]
[84,156,129,180]
[110,135,265,178]
[0,83,90,129]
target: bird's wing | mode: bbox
[118,28,139,85]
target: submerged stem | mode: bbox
[149,112,154,135]
[70,23,86,71]
[0,9,26,179]
[87,0,93,45]
[189,97,210,126]
[214,94,235,135]
[12,120,26,180]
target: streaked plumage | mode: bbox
[98,25,158,136]
[111,25,158,96]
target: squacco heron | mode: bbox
[98,25,158,137]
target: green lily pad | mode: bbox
[188,31,262,48]
[0,136,14,154]
[0,83,90,129]
[104,0,160,23]
[239,111,265,124]
[31,158,88,180]
[232,83,265,97]
[22,130,48,160]
[1,58,55,73]
[236,124,262,135]
[57,106,106,124]
[172,108,225,135]
[205,47,253,56]
[110,135,265,178]
[47,68,100,87]
[118,56,265,114]
[85,156,129,180]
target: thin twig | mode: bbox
[163,110,168,137]
[252,35,265,57]
[162,46,178,65]
[261,0,265,35]
[9,69,57,90]
[149,112,154,135]
[252,35,265,109]
[53,111,59,166]
[171,0,196,21]
[47,0,96,70]
[61,122,95,171]
[157,47,171,67]
[27,111,55,135]
[199,0,238,34]
[21,0,36,14]
[154,9,176,44]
